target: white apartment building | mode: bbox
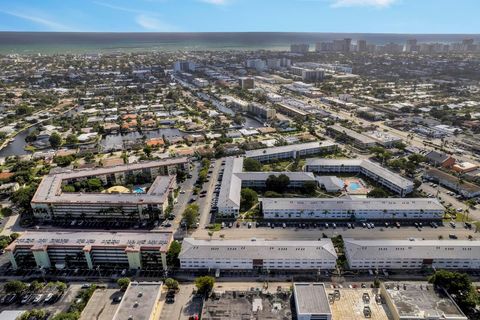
[179,238,337,271]
[6,231,173,271]
[31,158,188,221]
[216,157,317,216]
[305,159,414,196]
[261,198,444,221]
[344,238,480,270]
[245,141,338,163]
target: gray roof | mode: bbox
[344,238,480,261]
[217,157,244,209]
[180,238,337,261]
[217,157,316,211]
[316,176,345,191]
[306,158,414,190]
[425,168,480,193]
[261,197,444,212]
[8,231,173,252]
[113,282,163,320]
[426,150,450,164]
[236,171,315,182]
[294,283,332,316]
[31,157,187,205]
[328,124,377,145]
[245,141,337,159]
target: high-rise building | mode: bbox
[266,58,282,70]
[357,39,367,52]
[280,57,291,68]
[405,39,418,52]
[173,60,195,72]
[239,77,255,89]
[246,59,266,71]
[290,43,310,53]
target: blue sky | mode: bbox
[0,0,478,33]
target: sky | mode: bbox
[0,0,478,34]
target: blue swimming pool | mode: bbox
[349,182,361,191]
[133,187,146,194]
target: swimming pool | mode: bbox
[133,186,146,194]
[348,182,361,191]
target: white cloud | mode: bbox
[331,0,396,8]
[1,10,70,31]
[135,14,178,31]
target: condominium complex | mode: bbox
[245,141,338,163]
[217,157,316,216]
[305,159,414,196]
[344,238,480,270]
[261,198,444,221]
[326,124,377,150]
[31,158,189,221]
[6,231,173,271]
[179,238,337,271]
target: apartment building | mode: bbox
[245,141,337,163]
[179,238,337,271]
[6,231,173,271]
[217,157,317,216]
[344,238,480,270]
[305,159,414,196]
[326,124,377,150]
[261,198,444,221]
[31,158,188,221]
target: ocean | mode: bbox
[0,32,479,55]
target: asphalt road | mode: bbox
[420,182,480,220]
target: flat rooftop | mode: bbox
[294,283,331,316]
[306,158,414,190]
[328,124,377,145]
[245,141,337,158]
[7,231,173,253]
[383,282,467,320]
[32,157,188,204]
[113,282,163,320]
[180,238,337,261]
[261,197,444,212]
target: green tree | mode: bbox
[4,280,27,294]
[66,134,78,145]
[195,276,215,295]
[55,281,67,293]
[143,145,153,157]
[18,309,47,320]
[11,186,36,212]
[265,174,290,193]
[243,158,262,172]
[166,240,181,268]
[429,270,478,311]
[303,181,318,195]
[49,132,62,149]
[86,178,103,191]
[182,204,199,228]
[62,185,76,193]
[165,278,179,290]
[240,188,258,211]
[51,312,80,320]
[367,188,389,198]
[117,277,131,291]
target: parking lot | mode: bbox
[192,221,477,241]
[0,283,83,317]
